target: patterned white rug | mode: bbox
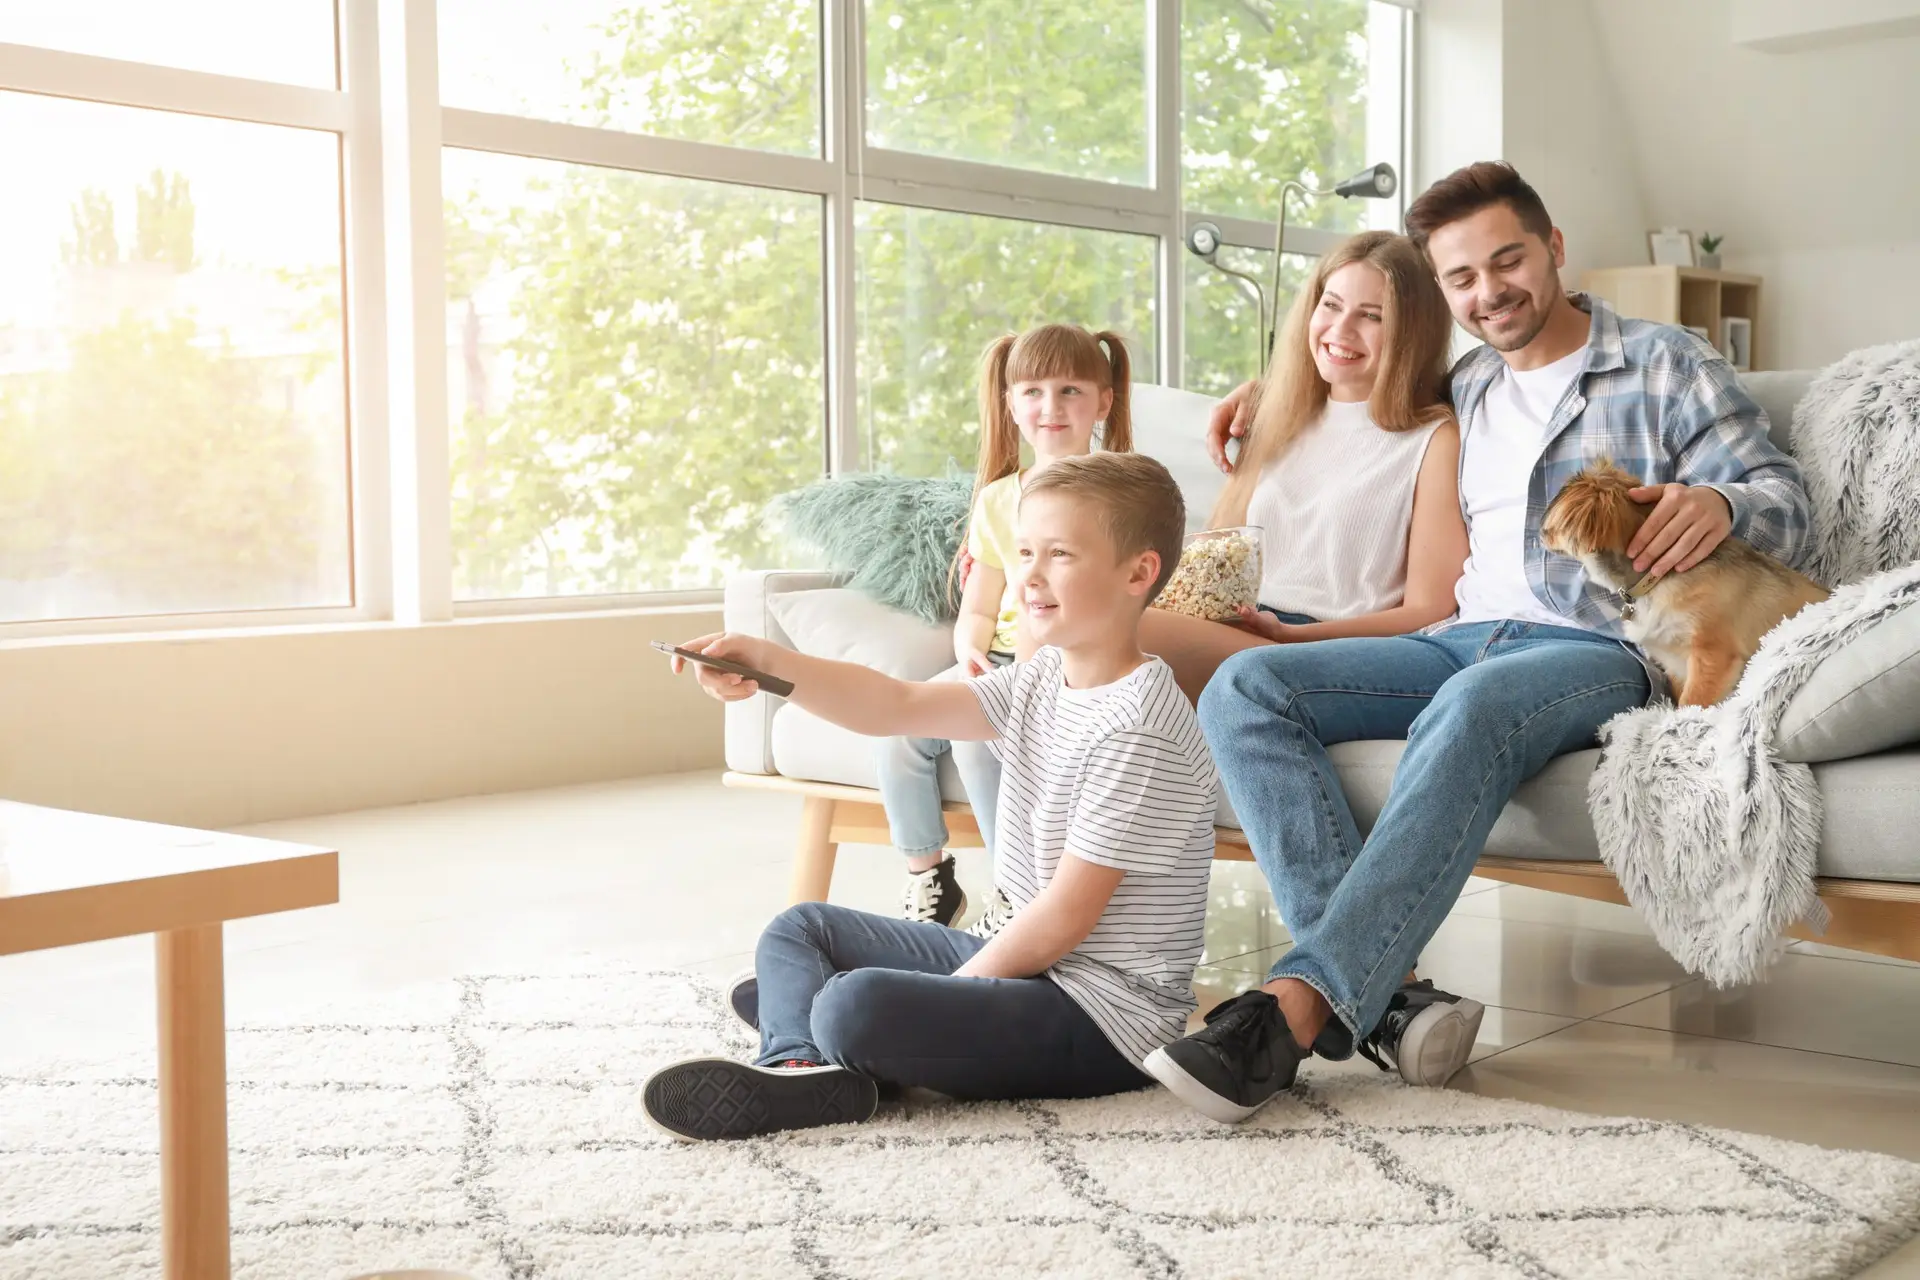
[3,961,1919,1280]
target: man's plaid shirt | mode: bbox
[1447,293,1813,638]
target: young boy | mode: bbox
[644,453,1218,1140]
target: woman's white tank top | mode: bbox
[1243,397,1442,622]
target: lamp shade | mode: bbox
[1332,162,1397,200]
[1186,221,1224,260]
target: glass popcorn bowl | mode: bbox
[1157,526,1264,622]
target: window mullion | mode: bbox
[376,0,452,624]
[1154,0,1182,387]
[824,0,858,477]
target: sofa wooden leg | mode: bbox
[790,796,839,904]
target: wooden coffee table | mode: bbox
[0,801,339,1280]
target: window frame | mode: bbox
[0,0,1415,637]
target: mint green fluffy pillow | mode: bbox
[773,473,973,624]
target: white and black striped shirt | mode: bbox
[968,648,1217,1065]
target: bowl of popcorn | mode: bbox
[1158,526,1263,622]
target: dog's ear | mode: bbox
[1544,474,1637,553]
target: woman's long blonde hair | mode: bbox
[972,323,1134,495]
[1210,231,1453,528]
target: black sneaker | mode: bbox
[902,853,968,927]
[1357,979,1485,1087]
[641,1057,878,1141]
[1142,990,1307,1124]
[723,970,758,1032]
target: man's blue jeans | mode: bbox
[1198,621,1650,1058]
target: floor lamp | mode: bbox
[1185,161,1401,377]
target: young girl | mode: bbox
[877,323,1133,926]
[1140,231,1470,703]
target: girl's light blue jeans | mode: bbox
[874,657,1010,857]
[1199,621,1650,1058]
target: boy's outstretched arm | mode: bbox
[671,631,994,742]
[953,854,1126,979]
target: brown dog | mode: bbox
[1540,460,1828,706]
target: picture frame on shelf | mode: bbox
[1721,316,1753,371]
[1648,228,1696,268]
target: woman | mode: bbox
[1144,231,1469,702]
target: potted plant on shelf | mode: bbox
[1698,233,1723,270]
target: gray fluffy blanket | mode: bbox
[1589,340,1920,987]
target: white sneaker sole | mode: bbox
[1395,998,1485,1087]
[1142,1046,1265,1125]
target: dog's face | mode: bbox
[1540,459,1649,557]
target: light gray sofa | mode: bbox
[722,374,1920,960]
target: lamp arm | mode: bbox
[1266,179,1335,363]
[1208,262,1270,376]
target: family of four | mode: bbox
[644,161,1813,1141]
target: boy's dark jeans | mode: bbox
[754,901,1151,1099]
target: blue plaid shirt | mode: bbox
[1449,294,1813,638]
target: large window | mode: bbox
[862,1,1150,184]
[856,206,1156,477]
[0,30,350,627]
[0,0,1410,632]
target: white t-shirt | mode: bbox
[967,648,1217,1066]
[1454,344,1590,627]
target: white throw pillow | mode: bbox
[1130,383,1226,532]
[768,588,956,681]
[1775,598,1920,763]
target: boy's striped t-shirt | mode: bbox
[968,647,1218,1065]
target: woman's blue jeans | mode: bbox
[1198,621,1650,1057]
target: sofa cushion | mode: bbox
[1775,599,1920,764]
[771,703,969,803]
[1131,383,1230,532]
[1737,369,1815,456]
[772,714,1920,884]
[768,588,955,682]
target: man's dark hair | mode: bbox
[1404,161,1554,253]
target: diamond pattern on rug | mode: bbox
[3,962,1919,1280]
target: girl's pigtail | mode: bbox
[952,332,1022,612]
[974,332,1022,492]
[1095,330,1134,454]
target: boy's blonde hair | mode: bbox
[1021,453,1186,603]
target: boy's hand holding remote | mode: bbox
[672,632,994,744]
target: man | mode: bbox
[1143,161,1810,1121]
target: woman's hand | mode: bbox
[1206,380,1260,475]
[956,547,976,591]
[1229,605,1298,643]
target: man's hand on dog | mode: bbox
[1626,483,1733,578]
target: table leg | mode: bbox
[156,923,230,1280]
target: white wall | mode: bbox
[0,608,724,830]
[1590,0,1920,369]
[1416,0,1650,287]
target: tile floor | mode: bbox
[4,772,1919,1277]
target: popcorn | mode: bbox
[1157,526,1264,622]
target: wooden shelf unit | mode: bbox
[1581,265,1764,371]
